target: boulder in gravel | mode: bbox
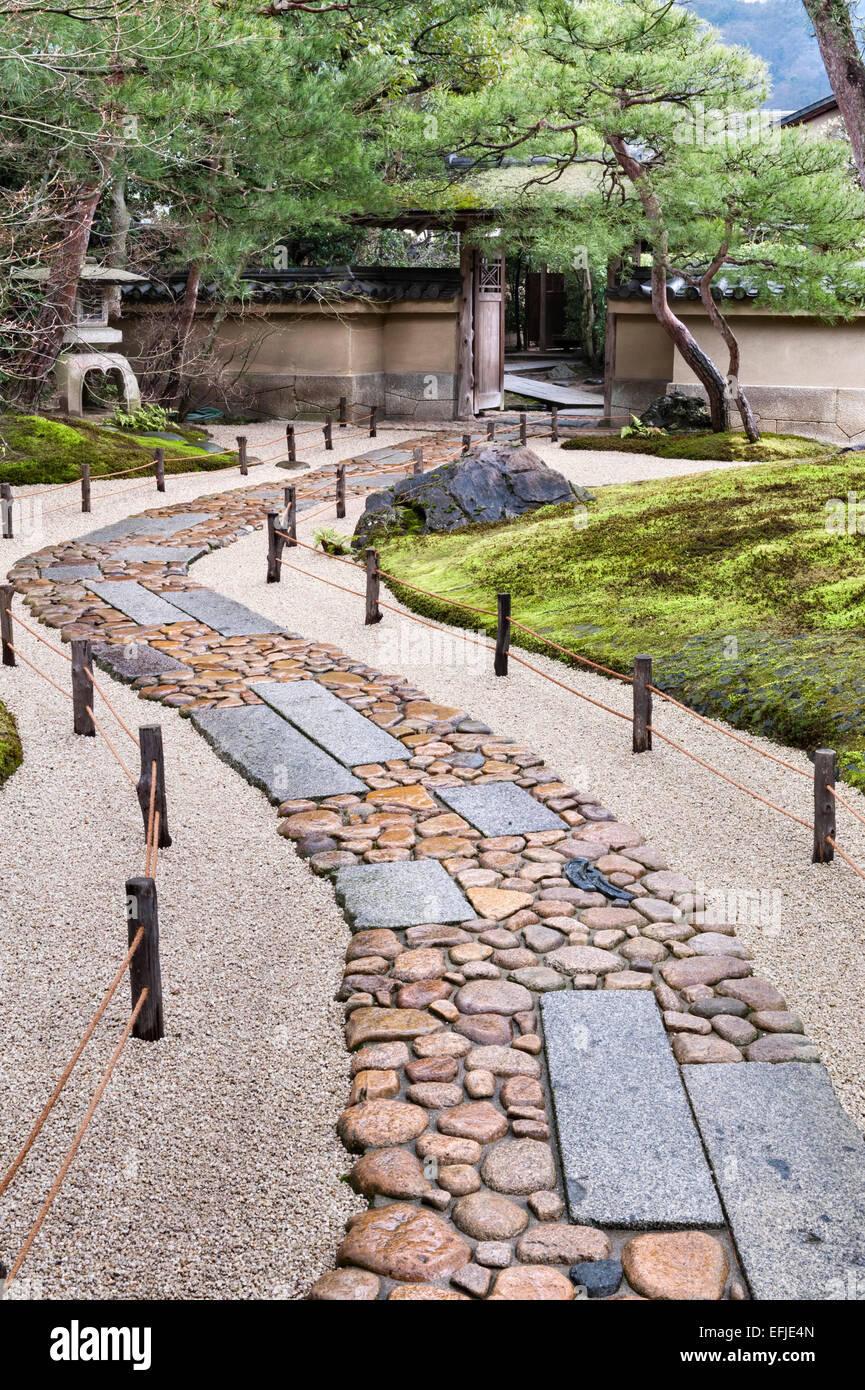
[352,443,590,547]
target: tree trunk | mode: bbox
[802,0,865,191]
[161,262,202,409]
[580,264,596,367]
[608,132,729,430]
[105,172,131,318]
[696,280,760,441]
[14,182,103,406]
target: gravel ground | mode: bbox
[2,420,861,1302]
[196,486,865,1136]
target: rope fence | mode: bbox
[265,502,865,883]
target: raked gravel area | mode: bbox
[195,486,865,1134]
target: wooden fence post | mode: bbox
[412,446,424,476]
[486,420,496,440]
[1,482,13,539]
[339,395,347,428]
[336,463,346,518]
[81,460,91,513]
[324,413,333,451]
[369,406,377,438]
[237,435,248,477]
[153,448,166,493]
[813,748,836,863]
[633,654,653,753]
[494,592,511,676]
[266,510,282,583]
[284,484,297,546]
[136,724,172,848]
[462,432,471,454]
[365,548,381,625]
[519,413,527,445]
[71,638,95,736]
[551,406,559,442]
[286,423,296,465]
[0,584,14,667]
[126,877,164,1042]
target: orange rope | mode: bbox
[85,705,138,787]
[84,668,141,748]
[827,785,865,829]
[6,642,73,700]
[647,725,813,830]
[5,608,72,661]
[0,927,145,1201]
[3,987,149,1291]
[826,835,865,881]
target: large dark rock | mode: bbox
[640,391,711,431]
[352,443,588,546]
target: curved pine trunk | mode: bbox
[803,0,865,192]
[650,266,729,431]
[697,283,760,442]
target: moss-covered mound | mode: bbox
[0,414,238,486]
[378,455,865,789]
[0,700,22,785]
[562,430,835,463]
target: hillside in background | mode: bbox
[690,0,831,109]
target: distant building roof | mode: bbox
[778,94,838,126]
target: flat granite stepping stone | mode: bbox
[252,679,408,767]
[541,991,723,1228]
[85,580,186,626]
[190,705,364,801]
[111,543,204,564]
[92,641,192,682]
[166,587,285,636]
[334,859,473,929]
[41,563,102,581]
[437,783,567,837]
[80,512,215,543]
[683,1062,865,1300]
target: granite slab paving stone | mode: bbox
[684,1062,865,1300]
[85,580,187,627]
[78,512,216,544]
[7,442,851,1302]
[541,990,724,1228]
[92,641,192,682]
[252,679,408,767]
[40,563,102,581]
[166,587,286,636]
[437,782,568,837]
[334,860,474,929]
[191,705,365,801]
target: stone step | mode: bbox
[334,859,473,929]
[190,704,365,801]
[252,679,408,768]
[80,512,215,544]
[541,991,724,1228]
[86,579,186,627]
[438,783,567,837]
[167,588,285,636]
[684,1062,865,1299]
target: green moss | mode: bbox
[379,455,865,789]
[562,430,834,462]
[0,700,22,786]
[0,413,237,485]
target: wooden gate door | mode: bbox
[473,251,505,410]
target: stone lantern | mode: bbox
[15,262,146,416]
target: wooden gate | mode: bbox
[473,252,505,410]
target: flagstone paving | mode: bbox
[5,430,860,1301]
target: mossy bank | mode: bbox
[378,454,865,789]
[0,414,238,486]
[0,701,22,785]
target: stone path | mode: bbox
[5,437,864,1301]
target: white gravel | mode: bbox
[1,419,861,1302]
